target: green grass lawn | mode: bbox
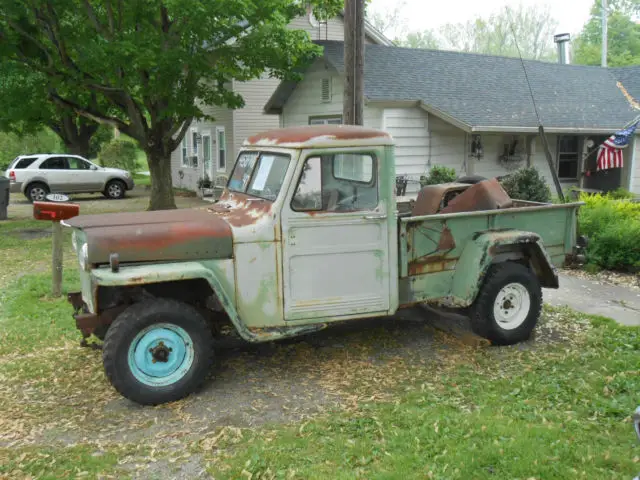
[0,191,638,479]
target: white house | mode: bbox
[264,41,640,195]
[169,11,391,192]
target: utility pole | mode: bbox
[601,0,608,67]
[343,0,365,125]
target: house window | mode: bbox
[217,127,226,171]
[191,130,199,168]
[557,135,579,180]
[309,115,342,125]
[181,136,189,167]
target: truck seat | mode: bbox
[439,178,513,214]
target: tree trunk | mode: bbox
[147,149,177,210]
[63,135,91,158]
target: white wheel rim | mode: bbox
[108,184,121,197]
[493,282,531,330]
[31,187,46,201]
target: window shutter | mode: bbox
[321,78,331,103]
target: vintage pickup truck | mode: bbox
[64,125,584,405]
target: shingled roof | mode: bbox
[612,66,640,106]
[265,40,639,133]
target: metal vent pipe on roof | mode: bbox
[553,33,571,65]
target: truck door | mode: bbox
[281,150,392,321]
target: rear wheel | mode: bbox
[104,180,126,199]
[102,299,214,405]
[26,182,49,202]
[470,262,542,345]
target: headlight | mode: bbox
[124,171,131,177]
[79,243,89,271]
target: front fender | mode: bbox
[450,230,558,306]
[90,260,251,337]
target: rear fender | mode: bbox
[450,230,558,306]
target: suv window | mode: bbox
[40,157,69,170]
[67,157,91,170]
[291,152,377,212]
[11,157,39,169]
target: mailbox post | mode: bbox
[33,195,79,297]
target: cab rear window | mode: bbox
[10,157,38,169]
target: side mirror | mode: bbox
[91,165,98,171]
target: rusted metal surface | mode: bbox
[440,179,513,214]
[67,209,233,265]
[209,191,273,228]
[411,183,470,216]
[244,125,392,148]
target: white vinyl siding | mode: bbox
[382,108,428,193]
[631,135,640,194]
[427,115,468,178]
[281,60,383,129]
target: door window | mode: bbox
[202,135,212,175]
[39,157,69,169]
[68,158,91,170]
[292,153,377,212]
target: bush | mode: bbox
[499,166,551,203]
[98,139,138,173]
[607,187,634,200]
[420,165,457,186]
[578,193,640,271]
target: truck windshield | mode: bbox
[228,151,290,201]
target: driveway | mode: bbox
[546,273,640,326]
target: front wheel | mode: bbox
[104,180,126,199]
[469,262,542,345]
[102,299,214,405]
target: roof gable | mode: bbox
[266,41,639,132]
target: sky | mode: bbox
[368,0,595,38]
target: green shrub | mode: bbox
[500,167,551,203]
[607,187,634,200]
[578,193,640,271]
[98,139,138,173]
[420,165,457,186]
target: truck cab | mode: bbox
[64,125,583,405]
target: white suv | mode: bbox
[6,154,134,202]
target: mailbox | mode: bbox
[33,201,80,221]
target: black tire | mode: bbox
[26,182,50,202]
[456,175,487,185]
[469,262,542,345]
[102,299,214,405]
[104,179,126,199]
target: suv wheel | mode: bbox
[104,180,126,199]
[26,182,50,203]
[102,299,215,405]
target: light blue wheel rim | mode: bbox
[127,323,195,387]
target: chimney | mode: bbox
[553,33,571,64]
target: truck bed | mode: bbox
[397,199,583,306]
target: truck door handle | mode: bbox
[363,214,387,220]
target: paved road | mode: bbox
[545,273,640,326]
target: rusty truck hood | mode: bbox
[65,209,233,265]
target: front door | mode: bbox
[281,150,391,321]
[67,157,103,191]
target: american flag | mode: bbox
[597,120,639,171]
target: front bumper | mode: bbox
[67,291,122,340]
[125,177,135,190]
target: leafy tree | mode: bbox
[0,61,107,158]
[0,0,343,210]
[439,5,558,60]
[573,0,640,66]
[400,31,440,50]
